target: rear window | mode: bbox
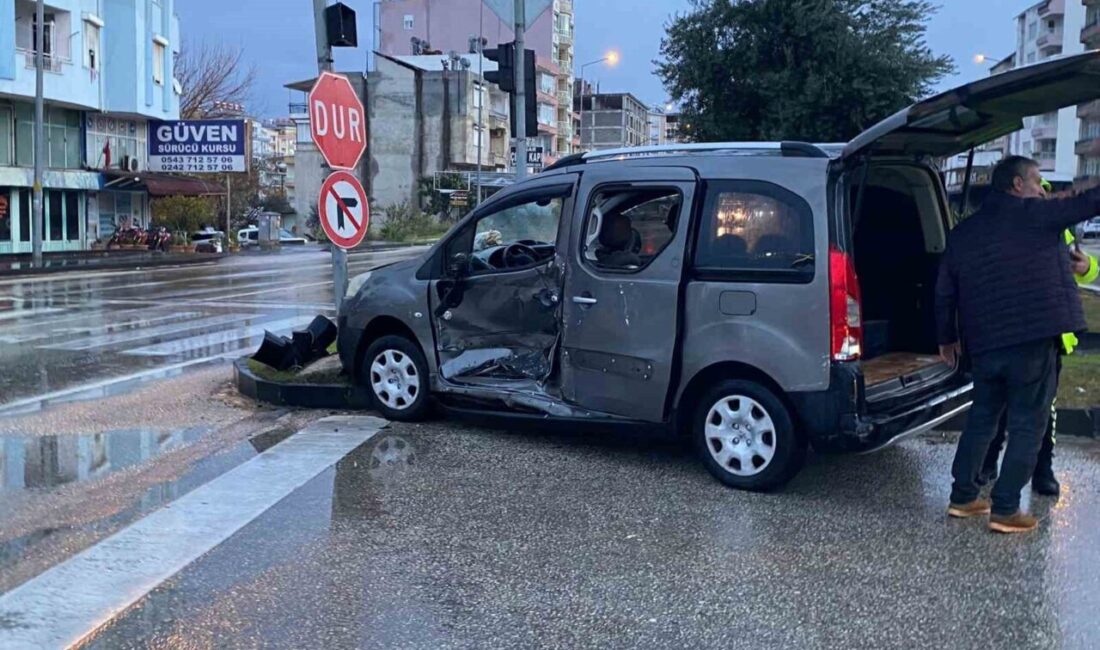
[693,180,815,283]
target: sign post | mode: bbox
[310,2,366,313]
[319,171,370,250]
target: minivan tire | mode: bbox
[693,379,805,491]
[361,335,432,422]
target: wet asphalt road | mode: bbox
[0,245,425,413]
[58,422,1100,650]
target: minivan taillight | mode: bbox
[829,247,862,361]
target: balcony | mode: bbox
[22,50,64,73]
[1032,124,1058,140]
[288,102,308,117]
[1038,0,1063,16]
[1034,155,1057,170]
[1037,29,1063,52]
[1079,100,1100,119]
[558,0,573,14]
[1082,20,1100,46]
[1076,135,1100,156]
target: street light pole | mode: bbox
[577,55,612,154]
[31,0,45,266]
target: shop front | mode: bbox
[0,170,102,256]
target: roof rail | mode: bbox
[542,152,585,172]
[572,141,832,163]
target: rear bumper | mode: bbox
[789,363,972,453]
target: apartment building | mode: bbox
[646,108,685,147]
[1009,0,1086,183]
[286,52,512,216]
[375,0,576,165]
[1077,0,1100,181]
[574,91,649,151]
[0,0,182,254]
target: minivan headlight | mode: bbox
[346,271,372,298]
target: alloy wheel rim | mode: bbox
[704,395,777,477]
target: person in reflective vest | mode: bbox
[979,178,1100,497]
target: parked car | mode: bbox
[338,51,1100,491]
[1082,218,1100,239]
[236,227,308,246]
[190,229,224,253]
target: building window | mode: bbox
[0,105,12,166]
[14,104,81,168]
[539,73,555,95]
[153,40,166,85]
[1028,21,1037,40]
[0,189,10,242]
[84,20,101,71]
[1047,19,1056,31]
[48,190,62,241]
[19,189,30,242]
[538,103,555,126]
[404,14,414,30]
[86,116,147,170]
[65,191,80,241]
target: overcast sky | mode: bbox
[177,0,1026,118]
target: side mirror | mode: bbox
[448,252,470,277]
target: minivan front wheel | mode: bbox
[361,335,431,421]
[693,380,805,491]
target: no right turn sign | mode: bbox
[318,170,370,250]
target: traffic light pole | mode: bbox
[513,0,527,180]
[313,0,348,312]
[31,0,44,267]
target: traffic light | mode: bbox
[324,2,358,47]
[510,48,537,137]
[483,44,515,93]
[484,42,537,137]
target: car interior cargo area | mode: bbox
[850,163,952,391]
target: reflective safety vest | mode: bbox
[1061,229,1099,355]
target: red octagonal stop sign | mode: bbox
[308,71,367,170]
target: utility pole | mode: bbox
[31,0,45,266]
[475,0,484,203]
[513,0,527,180]
[225,173,232,246]
[312,0,348,310]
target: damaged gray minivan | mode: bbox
[339,52,1100,490]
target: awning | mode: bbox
[0,167,102,190]
[102,171,225,196]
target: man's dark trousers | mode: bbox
[950,339,1059,516]
[983,355,1062,480]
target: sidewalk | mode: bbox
[0,250,225,278]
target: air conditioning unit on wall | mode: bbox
[119,155,139,172]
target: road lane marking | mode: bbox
[0,416,388,650]
[0,307,68,322]
[125,316,314,356]
[39,313,259,351]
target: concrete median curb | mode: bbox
[943,408,1099,439]
[233,358,373,410]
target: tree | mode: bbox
[176,40,256,119]
[656,0,955,143]
[153,195,216,233]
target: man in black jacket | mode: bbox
[936,156,1100,534]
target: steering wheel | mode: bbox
[503,243,538,268]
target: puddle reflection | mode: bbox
[0,427,209,493]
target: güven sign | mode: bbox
[148,119,247,173]
[308,72,366,170]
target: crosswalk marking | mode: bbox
[0,416,387,649]
[125,316,315,356]
[39,313,259,351]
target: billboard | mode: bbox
[147,119,248,173]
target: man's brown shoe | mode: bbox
[947,498,992,519]
[989,512,1039,534]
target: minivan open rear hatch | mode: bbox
[843,50,1100,160]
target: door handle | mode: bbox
[572,296,598,305]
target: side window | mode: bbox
[694,181,815,282]
[581,187,681,271]
[448,194,564,274]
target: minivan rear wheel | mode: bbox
[693,380,805,491]
[361,335,432,421]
